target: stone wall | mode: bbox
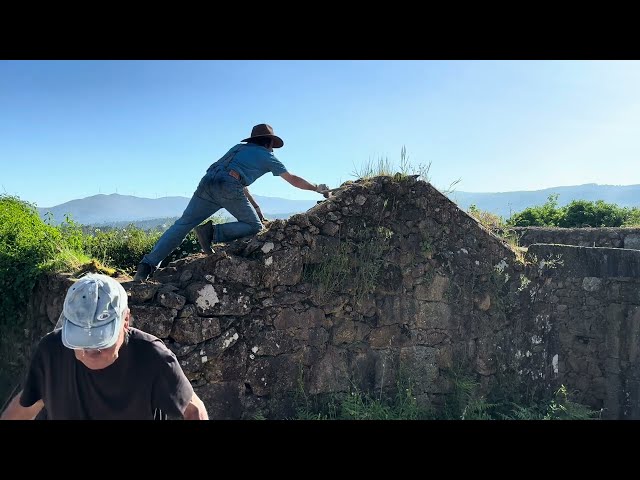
[524,244,640,419]
[127,176,557,418]
[29,176,556,419]
[512,227,640,250]
[24,176,640,419]
[0,272,75,404]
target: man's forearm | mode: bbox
[243,187,265,220]
[183,392,209,420]
[287,174,318,192]
[243,187,259,208]
[1,392,44,420]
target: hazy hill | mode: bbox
[36,183,640,226]
[448,183,640,218]
[38,193,317,226]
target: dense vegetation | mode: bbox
[504,194,640,228]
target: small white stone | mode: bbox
[196,284,219,311]
[494,259,508,273]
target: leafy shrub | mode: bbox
[0,195,62,325]
[558,199,627,228]
[508,194,640,228]
[468,204,506,234]
[507,194,563,227]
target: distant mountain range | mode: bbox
[448,183,640,217]
[37,183,640,227]
[38,193,318,226]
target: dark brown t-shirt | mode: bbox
[20,328,194,420]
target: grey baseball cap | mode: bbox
[56,273,128,350]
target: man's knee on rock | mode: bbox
[248,222,263,235]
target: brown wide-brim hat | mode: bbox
[241,123,284,148]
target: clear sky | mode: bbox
[1,60,639,208]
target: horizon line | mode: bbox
[30,181,640,208]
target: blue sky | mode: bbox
[1,60,639,208]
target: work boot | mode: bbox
[195,221,215,254]
[133,262,154,282]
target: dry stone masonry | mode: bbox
[513,227,640,250]
[28,176,640,419]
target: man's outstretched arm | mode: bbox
[280,172,329,196]
[1,390,44,420]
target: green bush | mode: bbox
[55,213,86,252]
[508,194,640,228]
[626,208,640,227]
[82,226,163,272]
[83,226,209,272]
[558,199,627,228]
[0,196,66,406]
[0,195,63,325]
[507,194,563,227]
[468,204,506,234]
[51,215,211,274]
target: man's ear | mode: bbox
[123,308,131,330]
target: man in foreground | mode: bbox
[1,273,208,420]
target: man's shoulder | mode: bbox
[31,330,68,364]
[127,328,176,357]
[238,143,275,159]
[128,327,160,342]
[39,330,64,350]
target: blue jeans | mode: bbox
[141,168,262,267]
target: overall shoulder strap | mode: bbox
[222,145,244,170]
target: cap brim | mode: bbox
[241,135,284,148]
[61,315,120,350]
